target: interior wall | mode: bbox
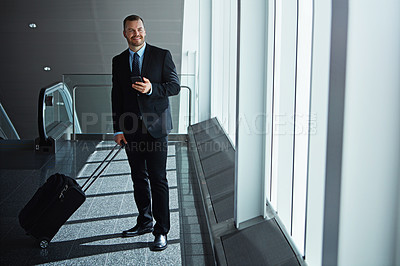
[337,0,400,264]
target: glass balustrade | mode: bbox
[62,74,195,139]
[0,102,20,140]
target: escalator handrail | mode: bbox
[37,82,78,143]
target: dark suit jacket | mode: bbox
[111,44,180,139]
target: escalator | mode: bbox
[0,103,49,169]
[35,82,79,153]
[0,102,20,140]
[0,82,75,169]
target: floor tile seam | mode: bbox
[183,152,214,258]
[0,168,35,206]
[64,203,86,259]
[65,159,108,260]
[101,152,133,265]
[144,236,149,266]
[112,173,132,235]
[72,141,115,263]
[175,144,185,264]
[0,223,17,245]
[103,167,119,266]
[170,151,183,261]
[176,143,194,266]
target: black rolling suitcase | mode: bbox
[18,143,124,248]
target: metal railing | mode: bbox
[70,85,192,140]
[180,86,192,126]
[36,74,195,144]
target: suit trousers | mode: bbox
[124,119,170,235]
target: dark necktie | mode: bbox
[132,52,140,76]
[132,52,142,117]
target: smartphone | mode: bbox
[130,76,143,84]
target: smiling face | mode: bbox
[123,19,146,52]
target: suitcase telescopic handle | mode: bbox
[81,143,126,192]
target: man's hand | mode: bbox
[132,77,151,94]
[114,133,127,146]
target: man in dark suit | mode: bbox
[111,14,180,251]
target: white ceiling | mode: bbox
[0,0,184,139]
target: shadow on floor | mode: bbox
[4,232,180,265]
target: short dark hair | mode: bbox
[123,15,145,30]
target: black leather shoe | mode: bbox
[122,224,153,237]
[151,234,167,251]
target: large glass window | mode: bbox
[268,0,313,256]
[210,0,237,144]
[292,0,313,255]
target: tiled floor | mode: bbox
[175,143,214,266]
[0,140,214,265]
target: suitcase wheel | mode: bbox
[39,238,50,249]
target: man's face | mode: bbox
[123,19,146,50]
